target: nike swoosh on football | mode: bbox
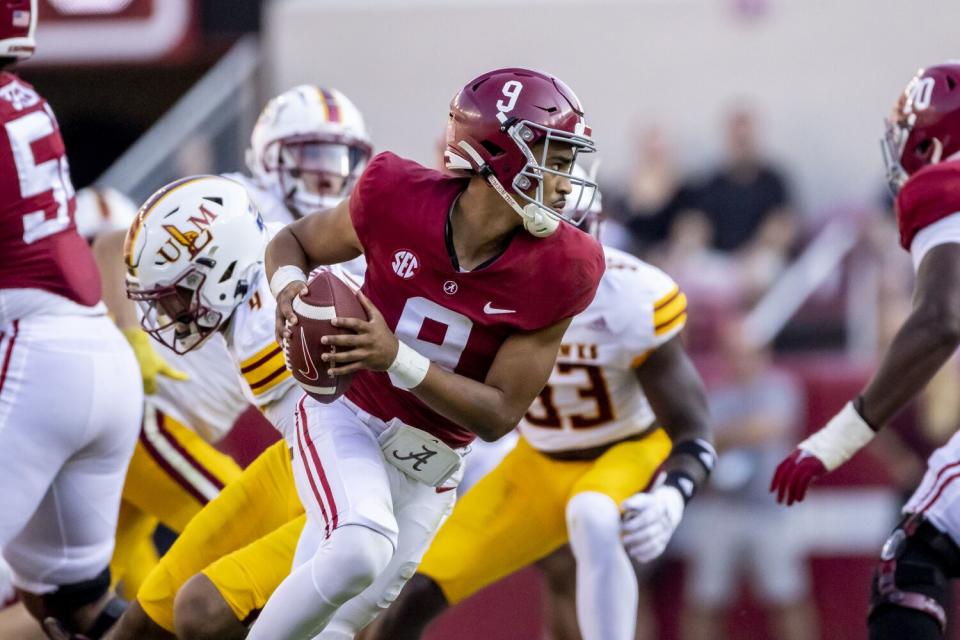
[298,327,320,381]
[483,302,516,315]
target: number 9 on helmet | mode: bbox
[444,67,598,237]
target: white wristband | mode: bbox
[387,341,430,390]
[269,265,308,299]
[799,401,876,471]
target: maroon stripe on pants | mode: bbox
[914,460,960,513]
[920,468,960,514]
[296,396,331,538]
[301,397,339,530]
[0,320,19,395]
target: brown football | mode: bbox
[283,269,367,403]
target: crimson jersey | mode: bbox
[896,160,960,250]
[0,72,99,307]
[346,152,605,447]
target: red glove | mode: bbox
[770,401,876,506]
[769,449,828,505]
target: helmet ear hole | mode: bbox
[480,141,504,157]
[915,138,934,158]
[948,76,957,91]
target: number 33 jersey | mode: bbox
[0,72,100,320]
[346,152,605,448]
[519,247,687,452]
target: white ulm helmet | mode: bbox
[124,175,267,354]
[565,161,603,237]
[246,85,372,216]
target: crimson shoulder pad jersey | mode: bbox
[346,151,605,447]
[896,160,960,250]
[0,72,99,307]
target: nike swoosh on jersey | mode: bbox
[298,327,320,381]
[483,302,516,315]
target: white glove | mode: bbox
[621,485,685,563]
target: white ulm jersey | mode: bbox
[148,175,366,441]
[146,271,297,442]
[145,176,295,442]
[147,338,250,442]
[519,247,686,453]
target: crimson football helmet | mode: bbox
[883,62,960,193]
[445,67,597,237]
[0,0,36,61]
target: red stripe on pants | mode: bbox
[0,320,19,395]
[296,396,331,538]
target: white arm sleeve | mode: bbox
[910,211,960,272]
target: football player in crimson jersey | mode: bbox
[0,1,143,638]
[364,184,714,640]
[770,62,960,640]
[259,67,702,639]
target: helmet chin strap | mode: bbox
[484,172,559,238]
[454,139,559,237]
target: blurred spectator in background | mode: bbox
[695,106,796,254]
[678,320,818,640]
[650,211,740,304]
[604,125,699,254]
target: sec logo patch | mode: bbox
[391,250,419,279]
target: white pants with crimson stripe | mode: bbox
[0,313,141,593]
[248,395,462,639]
[905,428,960,545]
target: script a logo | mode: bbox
[392,445,437,471]
[392,250,419,280]
[157,204,218,263]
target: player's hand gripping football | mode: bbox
[621,485,685,563]
[320,292,400,376]
[770,400,877,505]
[274,280,309,345]
[121,326,188,394]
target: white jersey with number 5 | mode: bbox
[519,246,687,452]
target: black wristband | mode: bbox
[853,396,879,431]
[664,469,697,504]
[670,438,717,477]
